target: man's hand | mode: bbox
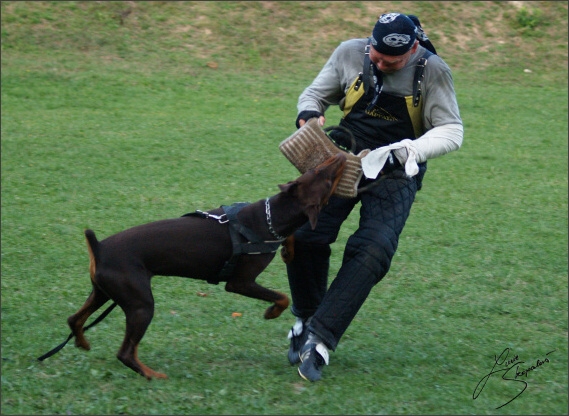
[381,151,402,174]
[296,111,325,128]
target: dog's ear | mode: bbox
[278,181,299,194]
[305,205,320,230]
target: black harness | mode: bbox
[183,200,284,284]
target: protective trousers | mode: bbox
[287,170,418,350]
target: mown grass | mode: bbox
[2,1,568,415]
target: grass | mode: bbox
[1,1,568,415]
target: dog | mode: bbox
[63,153,346,379]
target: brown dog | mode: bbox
[64,154,346,379]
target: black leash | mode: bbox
[37,302,118,361]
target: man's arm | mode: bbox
[413,123,463,163]
[296,40,365,126]
[414,55,463,162]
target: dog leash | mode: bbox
[37,301,118,361]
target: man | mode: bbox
[286,12,463,381]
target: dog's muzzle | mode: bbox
[279,118,369,198]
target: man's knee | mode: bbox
[344,230,397,282]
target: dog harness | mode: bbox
[37,201,285,361]
[183,200,284,284]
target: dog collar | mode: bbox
[265,198,287,241]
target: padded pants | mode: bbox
[287,170,418,350]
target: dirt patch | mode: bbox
[1,1,566,77]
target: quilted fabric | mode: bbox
[289,171,418,350]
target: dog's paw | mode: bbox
[74,336,91,351]
[280,236,295,264]
[144,370,168,380]
[264,295,290,319]
[264,305,282,319]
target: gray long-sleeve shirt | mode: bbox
[297,38,463,163]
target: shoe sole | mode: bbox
[298,365,321,382]
[298,367,310,381]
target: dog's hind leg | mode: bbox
[67,285,110,350]
[114,280,167,380]
[68,229,110,350]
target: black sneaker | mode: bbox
[287,318,309,365]
[298,333,329,382]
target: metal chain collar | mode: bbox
[265,198,286,241]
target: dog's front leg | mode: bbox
[262,293,290,319]
[226,280,290,319]
[225,255,290,319]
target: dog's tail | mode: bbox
[84,229,99,283]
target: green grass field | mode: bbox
[1,1,567,414]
